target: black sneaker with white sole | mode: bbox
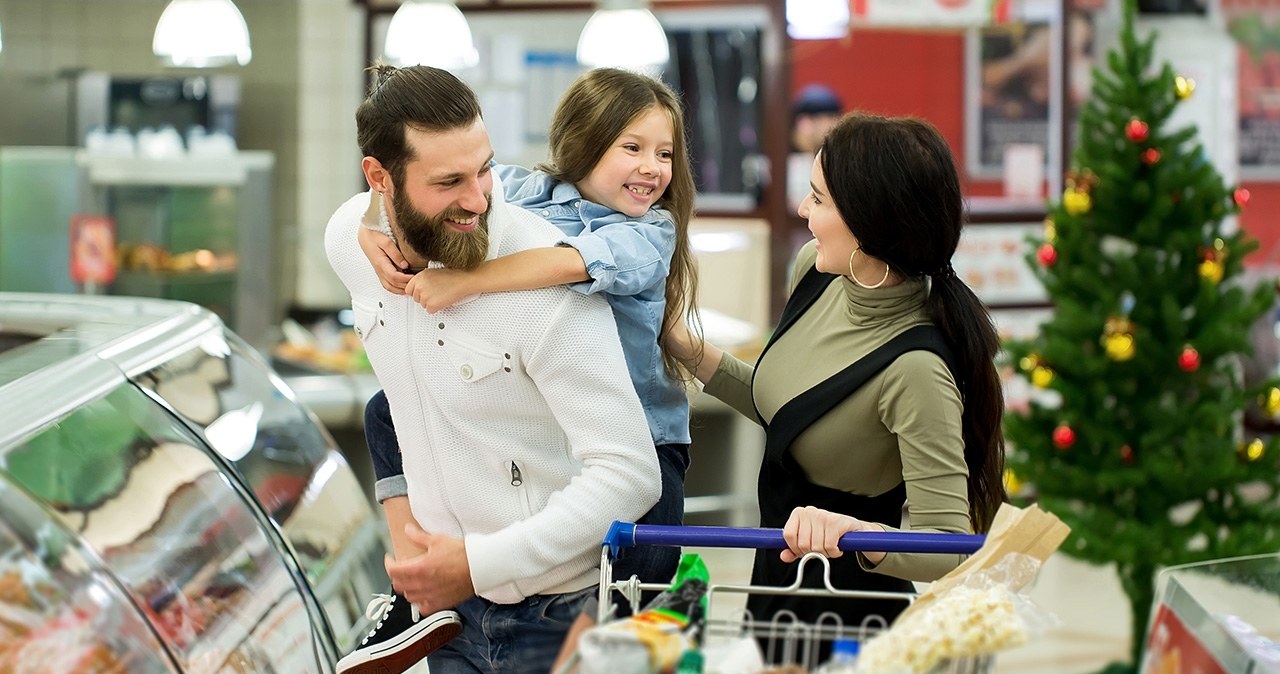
[335,592,462,674]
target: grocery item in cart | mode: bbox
[579,554,710,674]
[856,553,1058,674]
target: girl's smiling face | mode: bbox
[575,105,674,218]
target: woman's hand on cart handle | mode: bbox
[782,506,888,564]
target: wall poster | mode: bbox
[965,2,1102,179]
[1225,1,1280,178]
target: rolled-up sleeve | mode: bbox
[560,206,675,296]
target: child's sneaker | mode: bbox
[335,592,462,674]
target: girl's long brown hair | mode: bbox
[540,68,702,379]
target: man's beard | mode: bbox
[392,188,491,270]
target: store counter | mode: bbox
[0,293,388,673]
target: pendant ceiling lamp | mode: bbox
[577,0,669,70]
[153,0,252,67]
[384,0,479,70]
[786,0,850,40]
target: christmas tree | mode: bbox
[1004,1,1280,671]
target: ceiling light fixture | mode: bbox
[577,0,670,70]
[153,0,252,67]
[786,0,850,40]
[383,0,479,70]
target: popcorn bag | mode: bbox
[856,503,1071,674]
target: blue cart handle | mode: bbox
[603,522,985,559]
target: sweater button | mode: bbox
[460,364,474,381]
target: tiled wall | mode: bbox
[0,0,359,313]
[296,0,364,308]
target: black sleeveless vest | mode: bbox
[746,266,958,631]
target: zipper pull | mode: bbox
[510,462,523,486]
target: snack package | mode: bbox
[579,554,710,674]
[855,553,1059,674]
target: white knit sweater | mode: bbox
[325,187,659,603]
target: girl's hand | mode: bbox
[358,226,413,294]
[405,268,475,313]
[781,506,886,563]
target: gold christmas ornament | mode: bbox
[1044,217,1057,243]
[1241,438,1265,462]
[1031,366,1055,388]
[1063,188,1092,215]
[1102,315,1137,362]
[1261,387,1280,418]
[1019,354,1042,373]
[1199,258,1225,284]
[1104,333,1136,361]
[1174,75,1196,100]
[1003,469,1023,495]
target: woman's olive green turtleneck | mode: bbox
[704,241,971,582]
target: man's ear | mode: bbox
[362,157,393,195]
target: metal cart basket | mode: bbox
[596,522,995,673]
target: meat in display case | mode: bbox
[0,293,391,672]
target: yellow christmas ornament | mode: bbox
[1063,188,1092,216]
[1102,315,1137,362]
[1241,438,1265,462]
[1031,366,1055,388]
[1199,258,1224,284]
[1261,387,1280,418]
[1104,333,1136,361]
[1174,75,1196,101]
[1019,353,1042,373]
[1003,468,1022,495]
[1043,217,1057,243]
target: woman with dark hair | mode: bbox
[669,112,1007,630]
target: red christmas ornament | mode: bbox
[1126,119,1150,143]
[1036,243,1058,267]
[1179,345,1201,372]
[1234,187,1251,208]
[1120,444,1135,464]
[1141,148,1161,165]
[1052,423,1076,450]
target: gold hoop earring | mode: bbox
[847,247,890,290]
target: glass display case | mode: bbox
[1141,553,1280,673]
[0,293,390,672]
[0,147,277,349]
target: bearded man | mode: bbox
[324,65,659,674]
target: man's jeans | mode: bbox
[427,586,595,673]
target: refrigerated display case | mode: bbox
[0,147,277,349]
[0,293,390,672]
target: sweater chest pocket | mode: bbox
[350,297,384,342]
[440,329,507,383]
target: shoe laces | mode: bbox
[364,593,396,623]
[362,593,421,626]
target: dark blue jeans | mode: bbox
[364,390,689,586]
[428,586,595,673]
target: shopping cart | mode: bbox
[595,522,994,673]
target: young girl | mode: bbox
[339,68,701,674]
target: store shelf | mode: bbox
[78,151,273,187]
